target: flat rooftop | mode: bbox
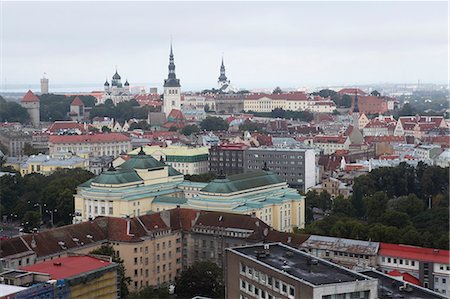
[232,243,372,286]
[361,270,447,299]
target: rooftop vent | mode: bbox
[86,234,93,239]
[72,238,79,243]
[218,216,223,222]
[53,262,62,266]
[281,260,291,271]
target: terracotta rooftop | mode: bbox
[21,255,112,280]
[70,96,84,107]
[21,90,39,103]
[48,133,131,144]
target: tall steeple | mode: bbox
[353,89,359,114]
[218,56,228,83]
[164,42,180,88]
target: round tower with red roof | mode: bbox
[20,90,40,127]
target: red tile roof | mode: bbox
[49,133,131,144]
[22,90,39,103]
[218,143,249,150]
[47,121,86,133]
[313,135,348,144]
[387,270,420,285]
[338,88,366,96]
[364,135,405,144]
[70,96,84,107]
[379,243,450,264]
[245,92,309,101]
[21,256,112,280]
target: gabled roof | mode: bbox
[47,121,86,133]
[70,96,84,107]
[21,90,39,103]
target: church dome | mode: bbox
[113,71,121,80]
[119,148,166,171]
[104,80,110,86]
[124,80,130,86]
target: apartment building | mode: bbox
[225,243,378,299]
[377,243,450,296]
[48,133,131,157]
[243,146,316,192]
[209,143,248,175]
[312,135,351,155]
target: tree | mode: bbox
[364,192,389,223]
[175,261,225,299]
[129,286,169,298]
[331,196,355,216]
[90,245,131,297]
[379,210,411,228]
[239,120,265,132]
[23,143,40,156]
[387,194,425,217]
[129,121,151,131]
[200,116,229,131]
[341,94,352,108]
[370,90,381,96]
[272,86,283,94]
[398,103,417,116]
[0,100,30,123]
[21,211,41,233]
[184,172,217,182]
[181,124,200,136]
[204,104,210,112]
[168,126,178,132]
[101,126,111,133]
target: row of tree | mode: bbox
[0,168,94,230]
[249,108,314,122]
[89,99,159,124]
[0,96,30,123]
[301,163,449,249]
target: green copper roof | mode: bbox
[120,149,165,171]
[153,196,187,204]
[168,166,182,176]
[200,170,284,194]
[92,169,143,185]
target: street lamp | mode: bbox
[27,201,46,225]
[46,209,58,227]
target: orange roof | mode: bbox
[380,243,450,264]
[49,133,130,144]
[387,270,420,285]
[70,96,84,106]
[22,90,39,102]
[21,256,112,280]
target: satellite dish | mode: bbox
[263,228,269,237]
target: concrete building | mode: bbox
[244,147,316,192]
[163,43,181,116]
[48,133,131,158]
[209,143,248,175]
[20,90,40,127]
[2,255,119,299]
[5,152,88,176]
[125,145,209,175]
[300,235,379,269]
[310,177,352,198]
[377,242,450,295]
[312,135,351,155]
[225,243,378,299]
[0,128,33,157]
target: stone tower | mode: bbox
[21,90,40,127]
[163,43,181,116]
[218,56,230,89]
[40,74,49,94]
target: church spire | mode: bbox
[164,41,180,88]
[353,89,359,113]
[218,55,228,82]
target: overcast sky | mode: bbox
[1,1,448,91]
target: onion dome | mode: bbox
[124,79,130,86]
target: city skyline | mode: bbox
[1,1,448,91]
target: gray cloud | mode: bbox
[2,1,448,91]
